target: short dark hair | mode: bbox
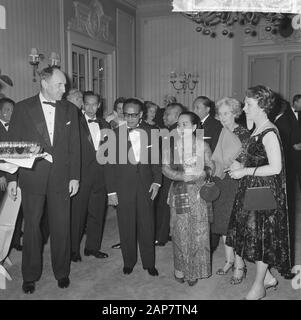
[246,85,275,115]
[39,66,61,81]
[293,94,301,104]
[83,91,101,104]
[166,102,185,113]
[0,97,15,111]
[178,111,201,129]
[193,96,216,116]
[123,98,144,112]
[113,97,126,111]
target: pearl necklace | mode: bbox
[251,119,270,136]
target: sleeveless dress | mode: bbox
[226,128,291,275]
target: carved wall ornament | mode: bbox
[68,0,113,43]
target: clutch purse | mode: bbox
[243,186,277,211]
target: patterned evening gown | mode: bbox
[226,128,291,274]
[163,140,214,281]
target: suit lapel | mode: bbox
[80,113,94,147]
[28,95,52,146]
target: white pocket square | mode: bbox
[66,121,71,125]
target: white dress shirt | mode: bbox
[39,93,55,145]
[0,119,9,131]
[85,113,101,151]
[129,128,141,162]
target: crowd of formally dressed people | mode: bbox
[1,65,301,300]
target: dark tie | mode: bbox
[4,122,9,127]
[43,101,56,108]
[88,119,99,124]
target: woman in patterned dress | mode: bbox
[227,85,291,300]
[162,111,215,286]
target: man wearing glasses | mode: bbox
[105,98,161,276]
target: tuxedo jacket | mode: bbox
[79,113,110,184]
[202,116,223,153]
[8,94,80,194]
[104,123,162,201]
[0,122,9,178]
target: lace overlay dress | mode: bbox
[226,128,291,274]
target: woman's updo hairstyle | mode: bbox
[245,85,275,115]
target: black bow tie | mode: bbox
[43,101,56,108]
[88,119,99,123]
[4,122,9,127]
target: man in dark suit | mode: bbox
[292,94,301,189]
[71,91,109,262]
[7,66,80,294]
[192,96,222,153]
[273,97,298,271]
[193,96,222,254]
[104,98,161,276]
[0,98,23,252]
[154,102,184,246]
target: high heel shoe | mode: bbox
[216,261,234,275]
[230,266,247,285]
[187,279,198,286]
[264,278,278,290]
[174,274,184,284]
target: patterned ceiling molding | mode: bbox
[68,0,113,43]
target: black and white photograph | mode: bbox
[0,0,301,305]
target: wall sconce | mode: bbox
[170,71,199,94]
[29,48,44,82]
[29,49,61,82]
[49,52,60,67]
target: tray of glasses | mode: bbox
[0,142,42,159]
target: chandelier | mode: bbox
[182,12,296,38]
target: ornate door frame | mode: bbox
[67,0,116,112]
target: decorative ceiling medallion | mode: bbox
[68,0,113,43]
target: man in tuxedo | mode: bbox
[71,91,109,262]
[292,94,301,189]
[7,66,80,294]
[193,96,222,254]
[0,98,23,251]
[273,97,299,272]
[192,96,222,153]
[104,98,161,276]
[154,102,184,246]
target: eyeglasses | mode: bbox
[123,112,140,119]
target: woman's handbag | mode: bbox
[243,167,277,211]
[199,176,220,202]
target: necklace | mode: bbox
[251,119,270,136]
